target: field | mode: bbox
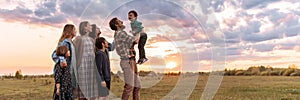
[1,75,300,100]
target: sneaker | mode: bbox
[137,59,142,64]
[139,58,148,65]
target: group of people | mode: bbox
[51,10,148,100]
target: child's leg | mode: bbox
[138,33,147,59]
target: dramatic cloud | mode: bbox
[1,0,300,72]
[241,0,280,9]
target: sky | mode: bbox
[0,0,299,75]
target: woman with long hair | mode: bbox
[52,24,77,100]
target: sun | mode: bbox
[166,62,177,69]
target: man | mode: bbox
[109,17,141,100]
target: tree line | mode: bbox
[2,65,299,80]
[224,64,300,76]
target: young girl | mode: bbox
[53,46,73,100]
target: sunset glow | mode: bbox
[0,0,300,75]
[166,62,177,69]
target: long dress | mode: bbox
[53,63,73,100]
[73,35,99,98]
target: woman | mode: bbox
[73,21,99,100]
[52,24,77,100]
[89,24,98,39]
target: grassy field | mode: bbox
[1,75,300,100]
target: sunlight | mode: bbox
[166,62,177,69]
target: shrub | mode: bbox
[224,70,237,76]
[235,71,245,76]
[279,69,286,76]
[258,66,266,72]
[269,71,280,76]
[290,72,300,76]
[260,71,269,76]
[283,69,295,76]
[251,71,260,76]
[243,71,253,76]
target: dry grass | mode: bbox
[1,76,300,100]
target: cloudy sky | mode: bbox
[0,0,299,75]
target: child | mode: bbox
[128,10,148,64]
[95,37,111,100]
[53,46,73,100]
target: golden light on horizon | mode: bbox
[166,62,177,69]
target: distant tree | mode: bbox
[283,68,295,76]
[266,65,273,71]
[15,69,23,79]
[288,64,298,69]
[247,67,260,75]
[258,66,266,72]
[224,69,237,76]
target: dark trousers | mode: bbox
[138,33,147,59]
